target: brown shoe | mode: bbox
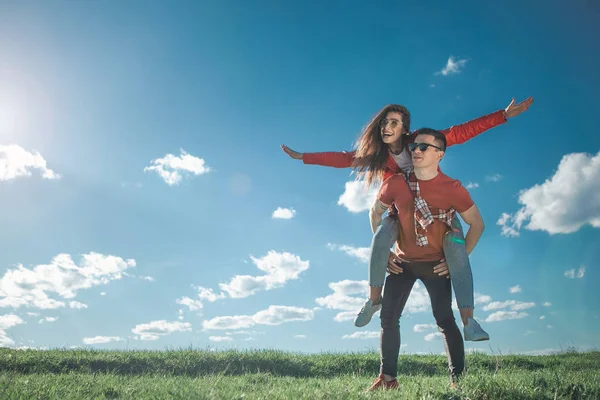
[367,374,399,391]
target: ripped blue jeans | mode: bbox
[368,215,474,309]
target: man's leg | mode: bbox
[422,276,465,382]
[355,215,399,327]
[379,270,416,379]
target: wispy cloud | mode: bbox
[498,152,600,236]
[203,305,314,330]
[435,56,468,76]
[326,243,370,263]
[132,320,191,340]
[485,174,503,182]
[0,144,60,181]
[38,317,58,323]
[83,336,123,345]
[413,324,437,332]
[219,251,309,298]
[509,285,522,294]
[543,302,552,307]
[209,336,232,343]
[295,334,307,339]
[485,311,529,322]
[466,182,479,189]
[564,266,585,279]
[482,300,535,312]
[272,207,296,219]
[424,332,442,341]
[342,331,379,340]
[144,149,210,186]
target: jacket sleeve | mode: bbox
[301,151,356,168]
[440,110,507,147]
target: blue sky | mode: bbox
[1,0,599,355]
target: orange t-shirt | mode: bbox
[378,172,474,262]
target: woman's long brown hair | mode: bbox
[351,104,411,186]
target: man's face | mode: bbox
[410,134,444,168]
[380,112,405,144]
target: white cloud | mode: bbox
[540,316,546,320]
[209,336,233,343]
[564,266,585,279]
[0,252,136,310]
[26,312,39,317]
[132,320,191,341]
[524,330,536,336]
[486,174,503,182]
[225,330,263,336]
[140,276,155,282]
[144,149,210,186]
[342,331,379,339]
[424,332,442,341]
[482,300,535,312]
[435,56,468,76]
[485,311,529,322]
[509,285,522,294]
[295,334,306,339]
[466,182,479,189]
[195,286,226,302]
[252,306,315,326]
[333,311,356,322]
[337,180,379,213]
[0,314,25,348]
[0,144,60,181]
[0,314,24,330]
[39,316,58,323]
[69,301,88,309]
[219,251,309,298]
[272,207,296,219]
[100,292,106,296]
[326,243,370,263]
[543,302,552,307]
[202,305,314,330]
[475,293,493,305]
[413,324,437,333]
[547,325,554,329]
[176,296,204,311]
[498,152,600,236]
[83,336,123,345]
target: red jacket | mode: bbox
[302,109,507,181]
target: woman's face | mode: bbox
[380,111,405,145]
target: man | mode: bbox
[367,128,485,390]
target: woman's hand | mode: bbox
[281,144,303,160]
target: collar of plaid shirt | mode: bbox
[405,169,456,247]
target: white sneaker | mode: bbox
[354,298,382,327]
[463,318,490,341]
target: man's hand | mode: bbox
[387,251,405,274]
[504,97,534,118]
[281,144,303,160]
[433,258,450,279]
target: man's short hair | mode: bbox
[413,128,447,151]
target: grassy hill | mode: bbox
[1,348,599,399]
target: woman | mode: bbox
[281,97,533,341]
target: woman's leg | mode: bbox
[443,217,489,341]
[368,215,399,299]
[355,215,399,327]
[443,218,474,325]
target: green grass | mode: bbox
[1,348,599,399]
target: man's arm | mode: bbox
[458,204,485,255]
[370,199,390,234]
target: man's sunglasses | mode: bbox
[408,142,444,152]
